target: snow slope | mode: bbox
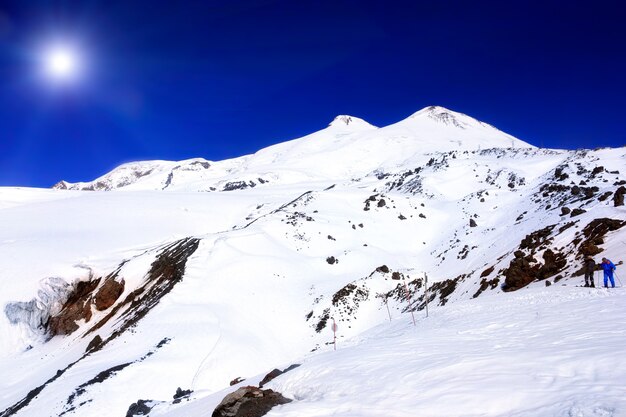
[1,106,625,417]
[153,286,626,417]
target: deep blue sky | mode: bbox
[0,0,625,187]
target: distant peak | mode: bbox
[411,105,460,119]
[329,115,358,126]
[408,105,483,130]
[328,115,377,130]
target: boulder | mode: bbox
[211,386,291,417]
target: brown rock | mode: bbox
[212,386,291,417]
[536,249,567,280]
[95,278,125,311]
[47,279,100,336]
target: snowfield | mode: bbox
[0,106,625,417]
[154,286,626,417]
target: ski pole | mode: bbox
[615,271,623,287]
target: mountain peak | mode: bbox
[408,105,479,129]
[328,115,377,130]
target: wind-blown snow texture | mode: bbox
[1,106,625,417]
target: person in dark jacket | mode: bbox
[584,257,596,287]
[601,257,616,288]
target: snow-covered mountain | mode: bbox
[53,106,531,192]
[2,106,625,417]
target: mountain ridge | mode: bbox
[54,106,533,192]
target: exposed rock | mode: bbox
[577,218,626,259]
[84,238,201,345]
[614,186,626,206]
[561,207,571,216]
[259,369,282,388]
[377,199,386,208]
[376,265,390,274]
[579,241,603,257]
[469,218,477,227]
[94,278,125,311]
[582,218,625,240]
[391,272,402,280]
[126,399,155,416]
[85,335,103,354]
[519,225,555,252]
[326,256,337,265]
[473,277,499,298]
[428,277,460,306]
[230,377,245,386]
[211,386,291,417]
[502,253,538,291]
[47,279,101,336]
[314,309,330,333]
[259,364,300,388]
[223,181,257,191]
[536,249,567,280]
[558,221,577,233]
[480,266,495,278]
[570,208,586,217]
[591,166,604,176]
[173,387,193,404]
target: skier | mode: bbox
[600,257,616,288]
[583,256,595,287]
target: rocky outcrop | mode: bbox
[126,400,155,417]
[536,249,567,280]
[502,247,566,291]
[47,279,101,336]
[578,218,626,259]
[502,251,538,291]
[172,387,193,404]
[45,274,126,337]
[85,238,201,344]
[614,186,626,206]
[211,386,291,417]
[95,278,125,311]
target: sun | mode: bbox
[41,43,83,82]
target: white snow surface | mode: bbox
[0,106,625,417]
[155,287,626,417]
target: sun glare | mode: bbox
[41,44,83,82]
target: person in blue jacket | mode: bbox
[601,258,616,288]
